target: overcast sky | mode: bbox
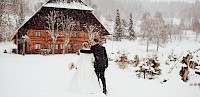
[26,0,195,9]
[27,0,196,4]
[148,0,195,2]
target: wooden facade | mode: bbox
[10,0,109,54]
[26,29,90,54]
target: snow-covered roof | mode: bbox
[10,0,105,41]
[43,1,94,11]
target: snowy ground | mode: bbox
[0,32,200,97]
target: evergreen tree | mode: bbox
[113,9,122,41]
[128,13,136,40]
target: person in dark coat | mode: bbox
[80,39,108,95]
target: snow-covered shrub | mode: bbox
[146,58,162,75]
[165,54,179,65]
[179,66,189,82]
[129,54,141,67]
[135,55,162,79]
[0,42,17,54]
[181,54,200,69]
[179,52,200,82]
[115,54,129,69]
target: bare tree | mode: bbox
[34,1,43,12]
[140,12,154,52]
[0,0,6,21]
[46,10,59,55]
[179,18,186,30]
[17,0,25,28]
[166,20,183,41]
[0,0,15,42]
[153,12,168,52]
[167,19,174,39]
[178,18,187,37]
[84,24,96,42]
[191,14,200,41]
[0,14,14,42]
[0,0,7,42]
[21,35,29,55]
[11,0,30,28]
[59,12,76,54]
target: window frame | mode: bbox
[35,31,41,37]
[35,44,41,49]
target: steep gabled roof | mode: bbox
[43,0,94,11]
[10,0,109,41]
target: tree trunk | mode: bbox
[156,45,159,52]
[169,33,172,39]
[16,34,18,54]
[156,40,159,52]
[62,38,67,55]
[62,39,66,55]
[52,43,55,55]
[195,32,198,42]
[22,41,25,56]
[62,32,71,55]
[52,39,56,55]
[146,40,149,52]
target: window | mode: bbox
[48,44,58,49]
[84,33,87,39]
[55,32,59,36]
[35,44,40,49]
[68,44,73,49]
[55,45,58,49]
[48,44,52,49]
[35,31,41,37]
[74,32,78,38]
[77,45,82,50]
[60,44,64,49]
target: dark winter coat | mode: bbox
[80,44,108,69]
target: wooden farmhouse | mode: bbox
[10,0,109,54]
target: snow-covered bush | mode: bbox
[135,55,162,79]
[165,54,179,65]
[0,42,17,54]
[115,54,129,69]
[129,54,141,67]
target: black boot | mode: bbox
[103,88,107,95]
